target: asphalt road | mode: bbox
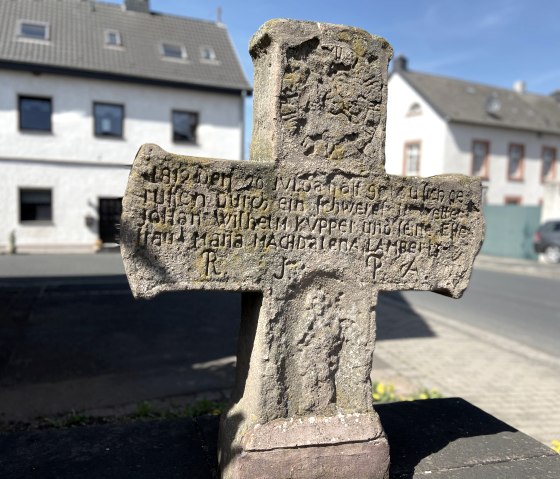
[396,268,560,358]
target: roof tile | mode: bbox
[0,0,251,93]
[400,70,560,135]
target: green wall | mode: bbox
[481,205,542,260]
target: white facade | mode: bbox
[386,73,560,206]
[0,70,245,253]
[385,74,447,177]
[542,182,560,222]
[443,124,559,205]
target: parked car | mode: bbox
[533,220,560,263]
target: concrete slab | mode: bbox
[379,398,558,477]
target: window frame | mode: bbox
[19,188,53,224]
[172,110,198,144]
[16,19,50,42]
[93,102,125,139]
[402,141,421,176]
[507,143,525,182]
[161,42,188,61]
[504,195,522,205]
[18,95,52,132]
[406,102,422,117]
[200,45,218,62]
[542,146,557,183]
[471,139,490,179]
[104,29,123,48]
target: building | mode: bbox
[0,0,251,253]
[386,56,560,206]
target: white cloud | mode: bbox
[475,4,522,30]
[416,50,483,71]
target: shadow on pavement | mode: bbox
[0,275,241,423]
[0,276,434,423]
[376,291,435,341]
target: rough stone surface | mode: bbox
[242,413,385,450]
[121,18,485,479]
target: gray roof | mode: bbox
[400,70,560,135]
[0,0,251,94]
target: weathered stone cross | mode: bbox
[121,19,484,479]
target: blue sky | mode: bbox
[107,0,560,155]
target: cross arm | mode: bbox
[120,144,274,298]
[121,145,484,300]
[375,174,485,298]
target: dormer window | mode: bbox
[200,46,217,61]
[105,30,122,47]
[161,42,187,60]
[485,93,502,116]
[407,102,422,116]
[17,20,49,41]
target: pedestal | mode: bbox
[226,412,389,479]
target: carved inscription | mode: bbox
[136,162,476,284]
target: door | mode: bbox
[99,198,122,244]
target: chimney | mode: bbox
[551,90,560,102]
[124,0,150,13]
[393,55,408,73]
[513,80,526,94]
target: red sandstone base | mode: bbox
[223,413,390,479]
[232,438,389,479]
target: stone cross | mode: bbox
[121,19,484,479]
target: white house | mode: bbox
[0,0,251,253]
[386,56,560,206]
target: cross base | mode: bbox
[223,412,390,479]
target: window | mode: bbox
[542,147,557,182]
[19,96,52,132]
[200,46,217,61]
[504,196,521,205]
[104,30,122,47]
[542,221,560,233]
[485,92,501,116]
[17,20,49,41]
[482,185,489,205]
[172,110,198,143]
[20,189,52,222]
[406,102,422,116]
[161,43,187,60]
[472,140,489,178]
[99,198,123,244]
[507,143,524,181]
[94,103,124,138]
[403,142,421,176]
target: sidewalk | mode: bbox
[475,253,560,280]
[374,295,560,446]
